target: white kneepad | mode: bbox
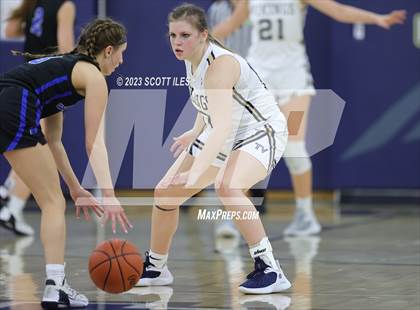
[283,141,312,175]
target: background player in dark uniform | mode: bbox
[1,0,76,236]
[0,18,129,308]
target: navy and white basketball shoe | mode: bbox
[136,252,173,286]
[239,257,291,294]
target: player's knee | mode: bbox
[154,187,182,209]
[283,141,312,175]
[36,192,66,212]
[153,187,168,206]
[154,186,166,199]
[216,182,240,199]
[153,204,178,212]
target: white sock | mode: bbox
[296,197,312,214]
[249,237,278,270]
[8,195,26,213]
[0,186,9,200]
[4,176,16,192]
[149,250,168,269]
[46,264,65,285]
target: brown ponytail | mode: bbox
[75,19,127,67]
[12,18,127,65]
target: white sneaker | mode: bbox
[239,258,291,294]
[283,208,321,236]
[135,252,173,286]
[41,278,88,309]
[215,220,240,239]
[0,206,34,236]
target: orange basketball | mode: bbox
[88,239,143,294]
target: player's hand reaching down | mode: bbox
[161,170,199,189]
[100,196,133,234]
[376,10,406,29]
[170,130,197,158]
[167,171,190,187]
[72,188,132,234]
[71,186,104,221]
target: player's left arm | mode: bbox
[304,0,406,29]
[186,55,240,186]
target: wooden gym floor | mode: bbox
[0,193,419,309]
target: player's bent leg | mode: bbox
[151,151,217,254]
[4,145,88,308]
[280,95,321,236]
[215,150,291,294]
[138,152,219,287]
[282,141,320,236]
[215,150,267,245]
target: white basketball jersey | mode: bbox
[248,0,308,70]
[185,43,282,143]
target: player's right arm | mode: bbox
[211,0,249,40]
[170,114,205,158]
[185,55,240,187]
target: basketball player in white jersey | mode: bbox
[137,3,291,294]
[212,0,406,236]
[208,0,255,240]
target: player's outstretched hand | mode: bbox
[71,186,104,221]
[376,10,406,29]
[100,196,133,234]
[170,130,197,158]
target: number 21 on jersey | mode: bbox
[258,18,284,41]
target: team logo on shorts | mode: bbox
[255,142,268,153]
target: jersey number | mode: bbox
[30,7,45,37]
[258,19,284,41]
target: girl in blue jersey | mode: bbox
[0,18,130,308]
[1,0,76,237]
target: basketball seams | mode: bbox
[89,249,112,273]
[121,240,142,275]
[108,240,126,292]
[93,249,112,259]
[121,254,142,275]
[121,240,141,276]
[90,253,141,274]
[102,255,113,291]
[89,239,143,293]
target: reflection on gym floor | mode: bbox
[0,201,419,310]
